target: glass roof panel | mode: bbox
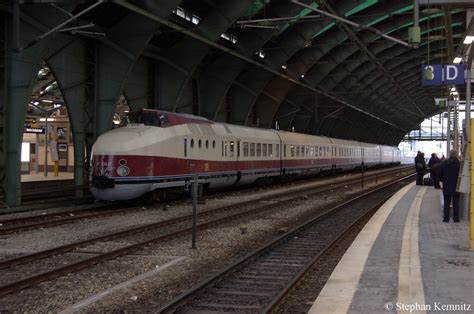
[242,0,268,18]
[344,0,379,17]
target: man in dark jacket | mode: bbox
[428,153,441,188]
[440,150,461,222]
[415,151,426,185]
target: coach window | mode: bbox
[184,139,187,157]
[243,142,249,157]
[191,139,194,148]
[269,144,273,157]
[221,141,224,157]
[257,143,262,157]
[212,140,216,149]
[205,140,209,149]
[310,147,314,157]
[198,139,202,149]
[290,145,295,157]
[276,144,279,157]
[262,144,267,157]
[230,141,235,157]
[224,141,228,157]
[250,143,255,157]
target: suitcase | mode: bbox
[423,177,433,186]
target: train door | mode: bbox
[236,140,241,183]
[184,137,189,173]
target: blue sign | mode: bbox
[24,127,45,134]
[422,64,465,86]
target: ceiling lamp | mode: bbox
[463,36,474,44]
[421,8,441,15]
[453,57,462,64]
[427,35,445,41]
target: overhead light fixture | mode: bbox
[41,99,54,103]
[450,87,456,92]
[421,8,441,15]
[281,64,287,70]
[453,57,462,64]
[300,74,305,78]
[463,36,474,44]
[255,50,266,59]
[427,35,445,41]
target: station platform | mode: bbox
[310,182,474,314]
[21,172,74,182]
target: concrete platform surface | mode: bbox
[310,182,474,314]
[21,172,74,182]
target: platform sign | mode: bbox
[24,126,45,134]
[421,64,465,86]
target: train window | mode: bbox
[283,144,286,158]
[310,147,314,157]
[159,114,168,127]
[222,141,224,157]
[205,140,209,149]
[250,143,255,157]
[306,146,310,157]
[191,139,194,148]
[237,141,240,157]
[257,143,261,157]
[184,139,187,157]
[269,144,273,157]
[128,110,161,127]
[198,139,202,149]
[224,141,228,157]
[262,144,267,157]
[212,140,216,149]
[290,145,295,157]
[229,141,234,157]
[276,144,279,157]
[296,146,299,157]
[243,142,249,157]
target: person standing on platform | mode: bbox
[415,151,426,186]
[428,153,441,188]
[440,150,461,222]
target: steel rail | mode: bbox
[158,173,414,312]
[0,166,410,234]
[264,195,391,312]
[0,168,411,296]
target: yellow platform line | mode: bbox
[397,187,427,314]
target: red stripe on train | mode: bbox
[92,154,366,178]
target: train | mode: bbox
[90,109,400,201]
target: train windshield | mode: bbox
[122,110,169,127]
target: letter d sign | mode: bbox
[444,64,465,85]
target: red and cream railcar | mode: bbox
[90,109,400,201]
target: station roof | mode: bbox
[8,0,474,145]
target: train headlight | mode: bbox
[116,165,130,176]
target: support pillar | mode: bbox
[47,40,91,191]
[1,14,45,207]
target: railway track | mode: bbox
[159,175,413,313]
[0,166,411,235]
[0,167,412,297]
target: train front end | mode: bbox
[90,125,156,200]
[90,109,172,201]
